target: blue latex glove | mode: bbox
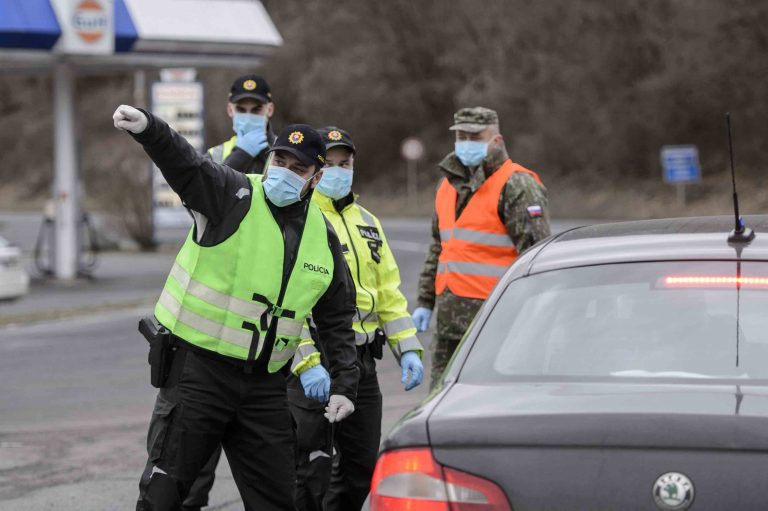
[236,128,269,157]
[400,351,424,391]
[412,307,432,332]
[299,365,330,402]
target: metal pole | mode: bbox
[133,68,147,108]
[53,62,78,280]
[677,183,686,210]
[407,159,417,210]
[133,69,155,245]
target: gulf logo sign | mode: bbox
[72,0,108,43]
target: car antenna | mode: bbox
[726,112,755,243]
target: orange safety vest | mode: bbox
[435,159,543,300]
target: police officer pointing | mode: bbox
[112,105,359,511]
[208,74,276,172]
[185,74,277,511]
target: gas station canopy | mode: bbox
[0,0,283,279]
[0,0,283,68]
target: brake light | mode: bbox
[663,275,768,288]
[370,448,512,511]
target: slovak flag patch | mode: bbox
[527,205,543,218]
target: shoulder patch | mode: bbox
[527,205,543,218]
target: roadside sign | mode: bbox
[160,68,197,83]
[401,137,424,209]
[401,137,424,161]
[661,145,701,184]
[150,79,204,229]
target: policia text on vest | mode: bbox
[112,105,359,511]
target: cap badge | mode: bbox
[243,79,257,91]
[318,155,325,163]
[328,130,342,141]
[289,131,305,145]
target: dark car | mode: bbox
[371,216,768,511]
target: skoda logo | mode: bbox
[653,472,694,510]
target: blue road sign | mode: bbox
[661,145,701,184]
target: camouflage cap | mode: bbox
[449,106,499,133]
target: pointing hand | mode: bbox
[113,104,148,134]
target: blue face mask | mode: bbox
[233,113,267,137]
[317,166,354,200]
[454,140,488,167]
[263,166,308,207]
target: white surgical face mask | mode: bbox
[262,166,307,207]
[233,113,267,136]
[317,166,354,199]
[454,140,488,167]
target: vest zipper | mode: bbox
[339,209,376,343]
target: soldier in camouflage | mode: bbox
[413,107,551,389]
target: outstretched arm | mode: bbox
[113,105,249,225]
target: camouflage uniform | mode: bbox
[417,107,551,388]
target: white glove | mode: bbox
[112,104,148,134]
[324,394,355,423]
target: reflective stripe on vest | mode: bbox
[165,262,304,338]
[435,159,543,300]
[155,176,334,372]
[208,136,237,164]
[437,261,509,278]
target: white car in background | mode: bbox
[0,236,29,301]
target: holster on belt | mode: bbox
[370,328,386,360]
[138,317,175,388]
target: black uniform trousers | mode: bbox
[136,347,296,511]
[289,348,382,511]
[181,445,221,509]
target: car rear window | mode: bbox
[460,261,768,383]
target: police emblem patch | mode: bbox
[243,79,257,91]
[289,131,304,145]
[328,130,342,141]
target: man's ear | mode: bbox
[310,169,324,189]
[226,102,235,119]
[266,102,275,118]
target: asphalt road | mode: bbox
[0,217,586,510]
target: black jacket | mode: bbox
[131,110,359,400]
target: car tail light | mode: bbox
[663,275,768,288]
[370,448,512,511]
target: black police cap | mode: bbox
[318,126,356,154]
[228,74,272,104]
[269,124,327,168]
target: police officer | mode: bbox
[288,127,425,511]
[208,74,276,172]
[185,74,278,511]
[112,104,359,511]
[413,107,551,389]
